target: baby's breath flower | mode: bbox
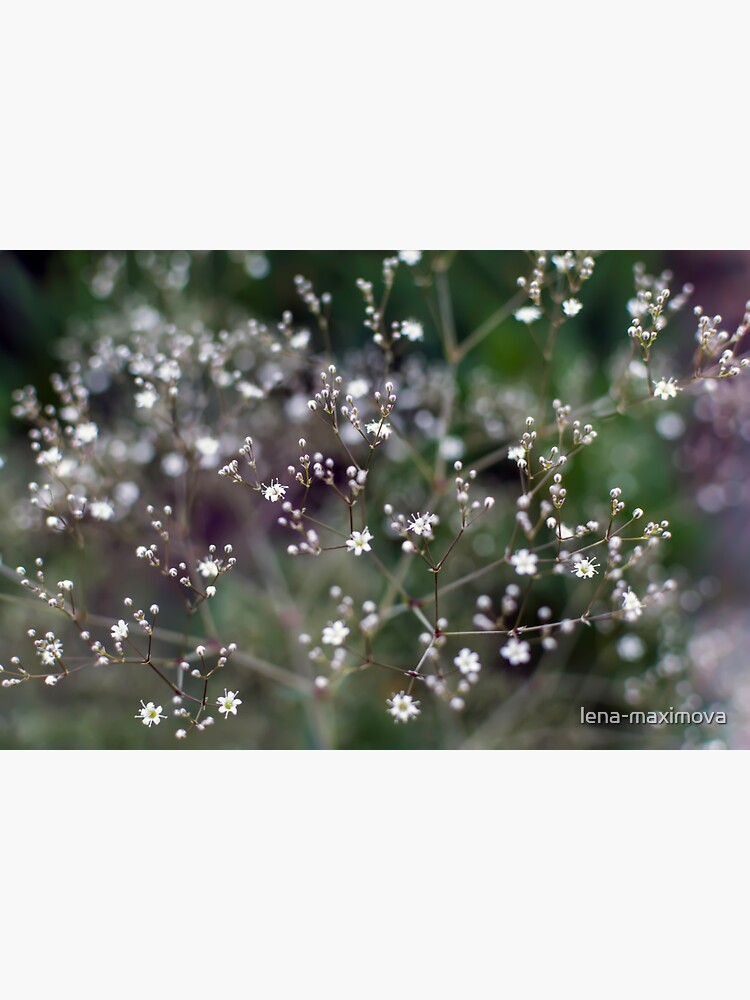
[500,637,531,665]
[217,689,242,718]
[400,319,424,342]
[510,549,538,576]
[197,558,219,579]
[453,648,481,677]
[386,691,420,723]
[562,298,583,317]
[406,511,437,537]
[322,620,350,646]
[135,700,166,727]
[514,305,542,324]
[135,387,158,409]
[72,422,98,446]
[90,499,115,521]
[653,377,681,400]
[262,479,288,502]
[346,528,373,556]
[398,250,422,266]
[365,420,392,440]
[573,557,599,579]
[111,620,129,642]
[622,589,644,621]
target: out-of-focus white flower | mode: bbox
[398,251,422,266]
[500,637,531,665]
[562,298,583,317]
[322,620,350,646]
[510,549,538,576]
[653,378,681,400]
[514,306,542,324]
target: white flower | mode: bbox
[217,689,242,718]
[89,499,115,521]
[111,620,129,642]
[135,700,166,727]
[398,250,422,266]
[197,558,220,579]
[37,637,63,666]
[365,420,392,440]
[400,319,424,342]
[514,305,542,324]
[510,548,538,576]
[57,580,74,591]
[573,557,599,579]
[453,648,481,677]
[387,691,421,723]
[507,445,527,468]
[622,589,643,621]
[322,620,350,646]
[38,446,63,467]
[262,480,288,502]
[562,298,583,317]
[45,674,60,686]
[346,528,373,556]
[500,637,531,665]
[653,378,681,400]
[237,381,264,400]
[552,253,574,272]
[406,511,437,537]
[135,387,158,409]
[73,422,98,446]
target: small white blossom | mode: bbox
[366,420,392,440]
[387,691,421,723]
[45,674,60,686]
[510,549,538,576]
[135,700,166,727]
[398,250,422,266]
[622,589,643,621]
[135,387,158,409]
[573,557,599,579]
[90,499,115,521]
[217,689,242,718]
[73,422,98,446]
[37,637,63,666]
[514,305,542,324]
[406,511,437,537]
[500,637,531,665]
[197,558,220,579]
[322,620,350,646]
[653,378,681,400]
[562,298,583,317]
[453,648,481,677]
[111,620,129,642]
[400,319,424,342]
[507,445,527,468]
[346,528,373,556]
[262,480,288,502]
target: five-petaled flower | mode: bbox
[562,298,583,317]
[653,378,681,400]
[573,557,599,579]
[500,637,531,665]
[514,305,542,324]
[453,648,481,678]
[322,620,350,646]
[346,528,373,556]
[387,691,421,723]
[197,558,220,579]
[407,511,437,537]
[262,480,288,502]
[135,700,166,727]
[510,549,538,576]
[111,619,129,642]
[217,689,242,718]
